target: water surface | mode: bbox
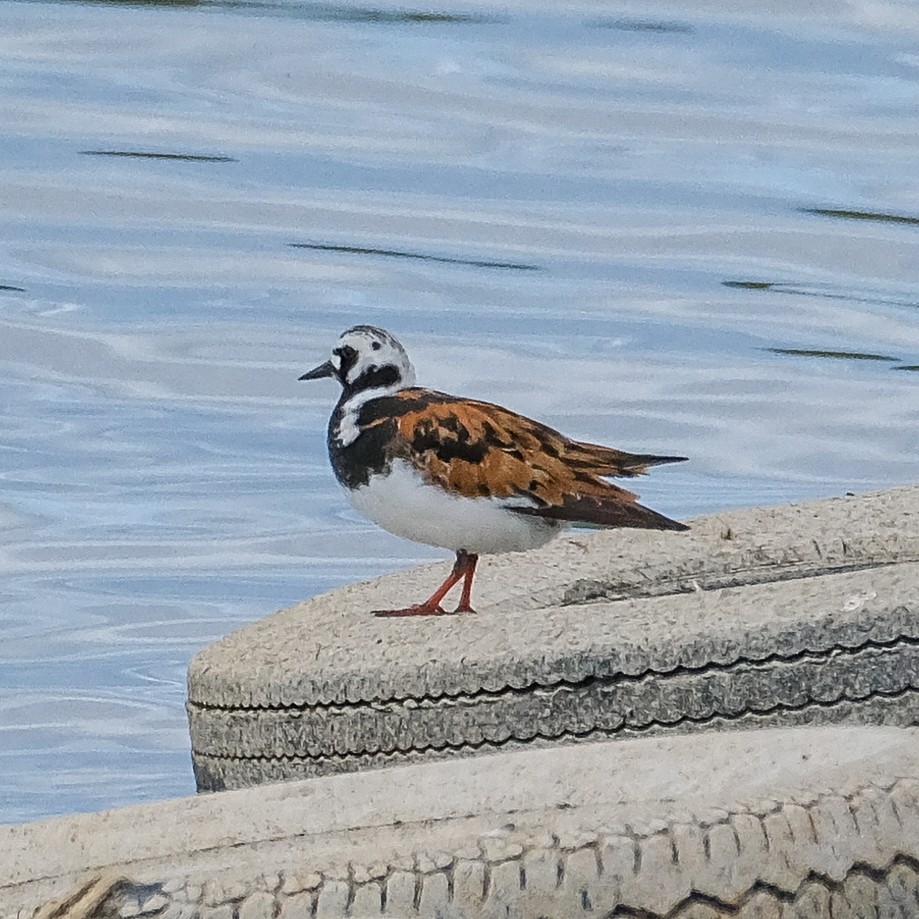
[1,0,918,823]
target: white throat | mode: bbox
[335,381,406,447]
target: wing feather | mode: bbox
[565,441,688,477]
[381,388,688,532]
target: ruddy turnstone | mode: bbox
[301,325,688,617]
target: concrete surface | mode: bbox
[189,487,919,790]
[4,726,919,919]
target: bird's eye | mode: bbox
[371,341,381,351]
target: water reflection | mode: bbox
[802,207,919,227]
[766,348,901,362]
[588,18,694,34]
[262,5,501,24]
[290,242,541,271]
[723,280,919,312]
[80,150,238,162]
[73,0,504,22]
[76,0,203,6]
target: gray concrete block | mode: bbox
[382,870,416,915]
[417,872,450,918]
[159,904,197,919]
[740,892,782,919]
[349,881,383,917]
[237,891,275,919]
[6,727,919,918]
[452,859,486,910]
[187,487,919,790]
[314,879,349,918]
[277,892,313,919]
[11,486,919,919]
[838,874,879,918]
[483,860,522,917]
[886,863,919,912]
[200,907,233,919]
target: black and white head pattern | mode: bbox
[330,326,416,447]
[331,325,416,396]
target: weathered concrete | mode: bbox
[189,486,919,790]
[4,727,919,919]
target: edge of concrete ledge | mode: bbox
[188,485,919,708]
[3,726,919,918]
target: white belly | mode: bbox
[345,459,564,555]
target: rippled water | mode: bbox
[1,0,918,823]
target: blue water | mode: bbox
[0,0,917,824]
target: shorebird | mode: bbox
[301,325,688,616]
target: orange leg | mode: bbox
[373,550,479,617]
[454,552,478,613]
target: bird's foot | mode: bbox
[373,604,451,618]
[452,603,477,614]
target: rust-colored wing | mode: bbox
[377,388,688,531]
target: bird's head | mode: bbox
[299,325,416,396]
